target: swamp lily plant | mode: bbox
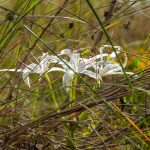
[0,53,65,87]
[94,45,134,77]
[0,45,135,92]
[58,49,102,92]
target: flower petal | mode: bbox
[39,53,50,71]
[60,49,72,56]
[48,67,65,72]
[109,50,120,59]
[70,53,80,72]
[26,63,41,73]
[99,64,122,76]
[63,70,74,92]
[107,71,135,75]
[0,69,22,72]
[58,59,70,70]
[82,70,101,80]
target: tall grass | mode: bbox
[0,0,150,149]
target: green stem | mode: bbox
[73,74,78,100]
[69,74,78,102]
[86,0,133,89]
[44,73,60,112]
[25,25,139,137]
[32,86,39,117]
[68,75,78,148]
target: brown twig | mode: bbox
[1,68,150,148]
[92,0,117,53]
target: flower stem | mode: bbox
[44,73,60,112]
[69,74,78,102]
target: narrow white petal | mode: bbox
[60,49,72,56]
[25,63,43,74]
[48,55,61,63]
[70,53,80,72]
[48,67,65,72]
[0,69,22,72]
[93,54,108,60]
[107,71,135,75]
[63,70,74,92]
[99,64,121,76]
[58,59,70,70]
[39,53,49,71]
[26,63,38,71]
[109,50,120,59]
[78,58,97,70]
[82,70,100,80]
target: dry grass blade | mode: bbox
[1,68,150,148]
[0,0,150,149]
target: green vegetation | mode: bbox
[0,0,150,149]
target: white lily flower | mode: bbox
[58,49,101,92]
[22,53,62,87]
[60,48,72,57]
[94,45,134,79]
[0,63,38,88]
[99,45,122,60]
[0,46,135,90]
[60,48,107,69]
[0,53,64,87]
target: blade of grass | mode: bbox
[0,0,42,53]
[86,0,133,89]
[113,103,150,143]
[23,25,141,137]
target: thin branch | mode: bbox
[92,0,117,52]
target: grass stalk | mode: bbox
[44,73,60,112]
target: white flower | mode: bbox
[99,45,122,60]
[58,49,101,92]
[93,45,134,78]
[0,46,135,90]
[0,53,64,87]
[22,53,63,87]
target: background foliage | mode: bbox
[0,0,150,149]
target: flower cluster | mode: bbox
[0,45,135,92]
